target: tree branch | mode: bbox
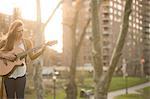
[43,0,63,28]
[108,0,133,75]
[76,18,91,55]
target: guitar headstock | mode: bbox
[46,40,57,46]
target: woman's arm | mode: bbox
[23,38,45,60]
[0,40,6,49]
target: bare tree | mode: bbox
[91,0,103,98]
[33,0,63,99]
[33,0,44,99]
[63,0,90,99]
[91,0,133,99]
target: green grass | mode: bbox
[45,90,66,99]
[142,86,150,99]
[25,90,66,99]
[109,76,147,91]
[143,86,150,91]
[25,76,148,99]
[79,76,147,91]
[115,94,143,99]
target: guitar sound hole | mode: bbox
[21,63,24,66]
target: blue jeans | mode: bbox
[4,75,26,99]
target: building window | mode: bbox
[114,17,121,22]
[103,41,109,46]
[114,10,117,15]
[103,33,109,37]
[110,8,113,13]
[129,16,132,20]
[117,4,122,10]
[133,5,135,10]
[103,55,109,60]
[103,27,109,31]
[117,0,121,3]
[114,3,117,8]
[139,27,142,30]
[103,13,110,18]
[103,48,109,53]
[103,20,109,25]
[136,25,139,29]
[110,1,113,6]
[136,18,139,23]
[104,5,110,10]
[136,1,139,5]
[140,38,143,42]
[109,15,113,21]
[139,15,142,19]
[133,23,136,28]
[118,11,121,16]
[133,41,136,46]
[133,35,136,39]
[103,62,107,66]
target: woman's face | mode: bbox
[16,25,24,42]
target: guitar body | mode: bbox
[0,47,25,76]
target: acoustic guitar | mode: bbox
[0,40,57,76]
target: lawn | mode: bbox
[79,76,148,91]
[114,94,143,99]
[109,76,148,91]
[25,76,148,99]
[115,86,150,99]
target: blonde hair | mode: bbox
[2,19,24,51]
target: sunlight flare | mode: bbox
[0,0,63,52]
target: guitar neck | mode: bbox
[16,40,57,58]
[17,44,43,58]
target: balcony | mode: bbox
[103,55,110,61]
[103,1,110,6]
[103,26,110,31]
[102,19,110,25]
[102,45,111,49]
[103,49,110,56]
[103,31,111,35]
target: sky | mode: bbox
[0,0,63,53]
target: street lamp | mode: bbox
[55,71,59,76]
[125,73,128,95]
[121,58,128,94]
[52,75,56,99]
[52,70,59,99]
[140,58,145,77]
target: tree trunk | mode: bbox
[91,0,103,98]
[33,0,44,99]
[65,0,78,98]
[66,20,78,99]
[33,61,44,99]
[64,0,90,99]
[91,0,133,99]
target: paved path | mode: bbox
[108,81,150,99]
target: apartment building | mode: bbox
[141,0,150,75]
[62,0,150,75]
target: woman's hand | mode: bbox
[1,53,17,62]
[41,45,47,53]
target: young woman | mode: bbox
[0,19,46,99]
